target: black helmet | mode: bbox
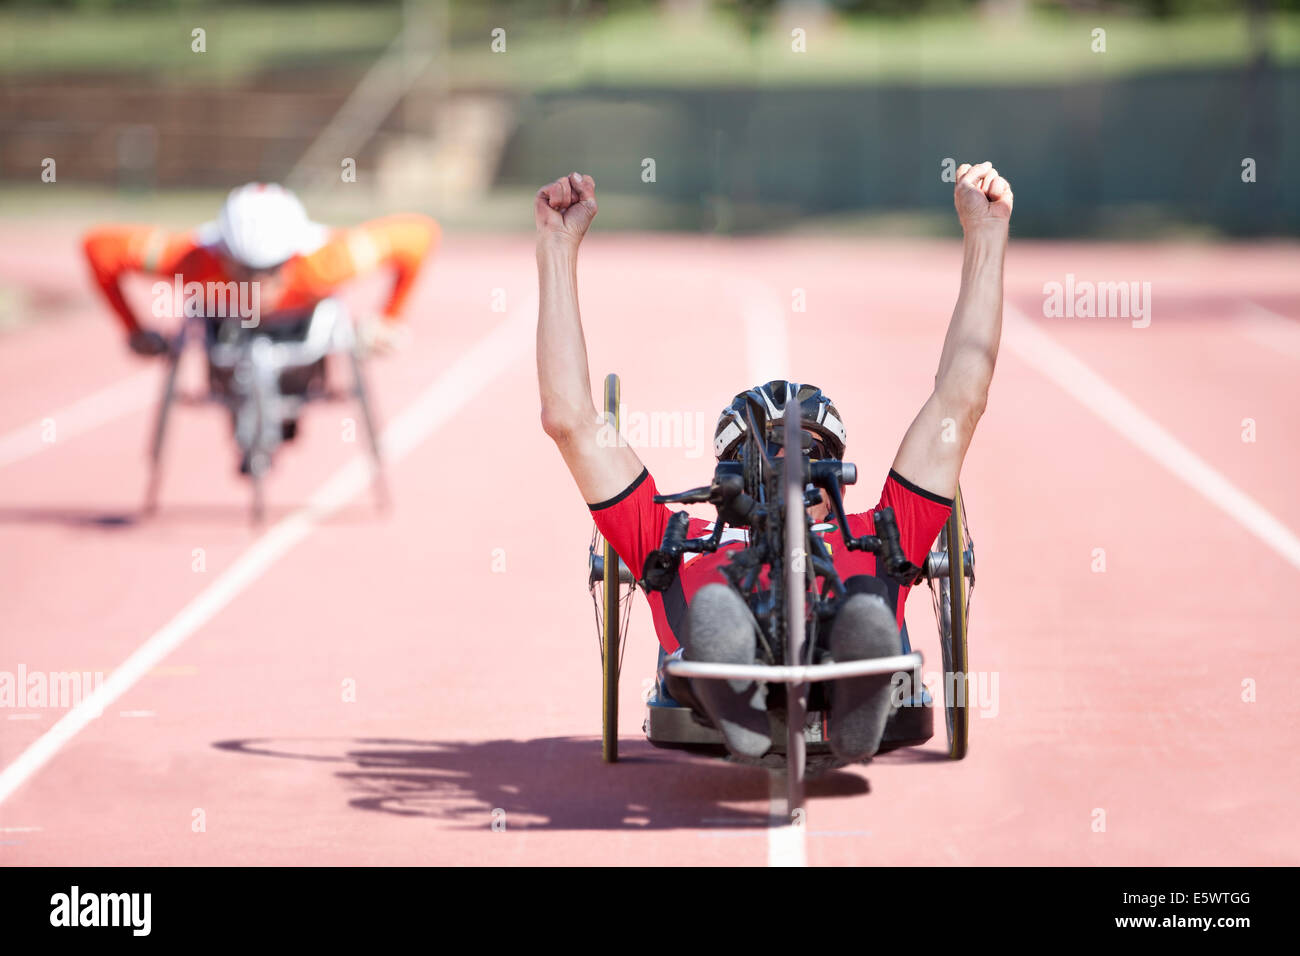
[713,381,847,461]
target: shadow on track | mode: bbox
[0,506,141,529]
[872,746,953,765]
[212,736,869,831]
[0,503,384,529]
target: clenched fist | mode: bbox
[954,162,1012,235]
[356,312,411,357]
[535,172,597,252]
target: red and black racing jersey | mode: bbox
[590,467,953,653]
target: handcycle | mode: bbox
[588,374,974,811]
[143,298,388,523]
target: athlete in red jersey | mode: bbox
[536,164,1011,760]
[83,183,439,356]
[586,458,952,656]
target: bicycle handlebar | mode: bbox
[642,511,692,591]
[867,506,922,584]
[810,459,855,487]
[642,450,920,593]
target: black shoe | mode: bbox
[685,584,771,759]
[828,593,902,762]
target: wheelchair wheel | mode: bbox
[143,326,187,515]
[238,337,277,525]
[932,486,973,760]
[600,373,622,762]
[245,391,270,525]
[348,346,390,510]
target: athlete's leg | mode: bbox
[680,583,771,758]
[828,575,902,761]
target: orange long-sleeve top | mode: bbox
[82,213,440,333]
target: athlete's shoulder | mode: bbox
[83,223,209,273]
[843,509,871,528]
[291,225,354,282]
[883,468,954,508]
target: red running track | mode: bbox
[1,225,1297,865]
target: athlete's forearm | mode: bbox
[375,215,440,320]
[934,227,1006,408]
[82,230,144,334]
[536,243,597,438]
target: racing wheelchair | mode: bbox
[143,298,388,523]
[588,374,974,810]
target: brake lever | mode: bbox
[653,486,711,505]
[811,468,921,585]
[641,511,691,591]
[871,506,923,585]
[654,472,754,522]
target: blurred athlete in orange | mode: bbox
[82,182,439,357]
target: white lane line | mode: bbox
[738,278,808,868]
[1237,302,1300,360]
[0,304,536,807]
[735,278,791,387]
[767,770,808,867]
[0,369,157,470]
[1005,305,1300,572]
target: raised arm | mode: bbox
[891,161,1013,498]
[535,172,645,503]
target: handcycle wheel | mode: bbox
[600,373,622,763]
[936,486,972,760]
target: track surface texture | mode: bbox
[1,225,1297,865]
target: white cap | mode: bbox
[216,183,325,270]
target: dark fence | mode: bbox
[2,64,1293,236]
[497,67,1299,236]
